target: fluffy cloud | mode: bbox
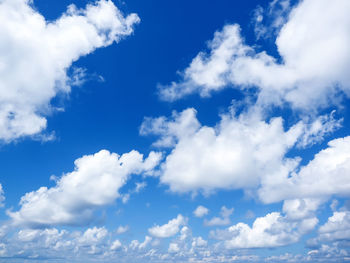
[204,206,234,226]
[8,150,161,227]
[193,206,209,218]
[148,215,187,238]
[191,236,207,248]
[159,0,350,110]
[142,108,340,195]
[282,198,324,220]
[78,227,108,246]
[316,211,350,242]
[259,136,350,203]
[110,239,122,251]
[0,0,139,142]
[168,243,180,253]
[129,236,153,250]
[213,212,318,249]
[142,106,350,208]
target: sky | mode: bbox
[0,0,350,262]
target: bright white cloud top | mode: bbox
[9,150,161,227]
[148,214,187,238]
[141,107,340,196]
[159,0,350,110]
[0,0,139,142]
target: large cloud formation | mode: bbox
[0,0,139,142]
[9,150,161,227]
[159,0,350,110]
[141,108,340,196]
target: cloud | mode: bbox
[252,0,292,40]
[116,225,129,234]
[204,206,234,226]
[78,227,108,246]
[213,211,318,249]
[159,0,350,110]
[191,236,207,248]
[110,239,122,251]
[193,206,209,218]
[142,108,301,194]
[129,236,153,250]
[259,136,350,203]
[316,211,350,242]
[148,215,187,238]
[282,198,324,221]
[0,0,139,142]
[8,150,161,227]
[168,243,180,253]
[209,197,322,249]
[142,108,339,195]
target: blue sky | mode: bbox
[0,0,350,262]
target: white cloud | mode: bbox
[139,236,153,250]
[191,236,207,248]
[204,206,234,226]
[8,150,161,227]
[129,236,152,250]
[17,228,68,247]
[168,242,180,253]
[0,0,139,142]
[252,0,292,40]
[135,182,147,193]
[78,227,108,246]
[116,225,129,234]
[193,206,209,218]
[216,212,318,249]
[140,108,201,148]
[110,239,122,251]
[317,211,350,242]
[282,198,324,221]
[159,0,350,111]
[259,136,350,203]
[148,214,187,238]
[142,108,310,194]
[143,107,348,207]
[121,193,130,204]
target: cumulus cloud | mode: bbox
[168,242,180,253]
[259,136,350,203]
[282,198,324,220]
[129,236,153,250]
[110,239,122,251]
[148,215,187,238]
[142,108,340,195]
[316,211,350,242]
[159,0,350,110]
[78,227,108,246]
[191,236,207,248]
[204,206,234,226]
[0,0,139,142]
[193,206,209,218]
[8,150,161,227]
[212,211,318,249]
